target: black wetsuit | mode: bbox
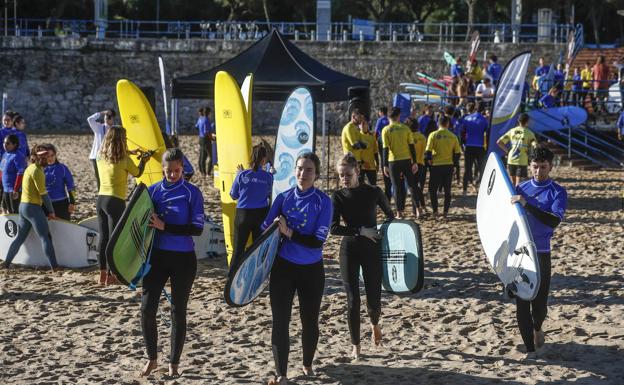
[331,183,394,345]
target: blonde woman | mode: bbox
[96,126,150,285]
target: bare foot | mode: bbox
[302,366,315,376]
[372,324,382,346]
[98,270,107,285]
[168,363,180,377]
[351,344,361,361]
[267,376,287,385]
[106,273,121,286]
[140,359,158,376]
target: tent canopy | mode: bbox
[171,29,369,102]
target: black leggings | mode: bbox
[516,252,551,352]
[91,159,100,191]
[52,198,71,221]
[270,256,325,377]
[1,191,19,214]
[231,206,269,272]
[339,236,382,345]
[388,159,422,211]
[415,164,427,208]
[429,165,453,214]
[141,248,197,364]
[96,195,126,270]
[198,136,212,175]
[463,146,485,191]
[358,170,377,186]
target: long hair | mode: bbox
[99,125,128,164]
[44,143,59,163]
[30,144,48,167]
[250,143,268,171]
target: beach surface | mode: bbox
[1,134,623,385]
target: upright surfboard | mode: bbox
[214,71,252,265]
[194,216,227,259]
[224,222,281,307]
[0,215,98,268]
[476,153,540,301]
[272,87,315,201]
[106,184,155,287]
[378,219,424,294]
[116,79,166,186]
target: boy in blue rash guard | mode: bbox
[11,115,29,158]
[195,106,213,177]
[486,55,503,86]
[262,152,332,385]
[510,146,567,358]
[43,144,76,221]
[141,148,204,378]
[0,134,26,213]
[229,142,273,271]
[458,102,488,194]
[374,106,391,201]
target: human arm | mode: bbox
[229,171,241,200]
[148,213,204,236]
[41,194,56,219]
[510,194,564,228]
[280,195,332,248]
[330,193,357,236]
[86,112,102,133]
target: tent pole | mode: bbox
[321,103,327,190]
[171,98,178,137]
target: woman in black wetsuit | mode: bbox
[330,153,394,360]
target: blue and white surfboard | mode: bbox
[378,219,425,294]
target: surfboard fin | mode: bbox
[503,282,518,300]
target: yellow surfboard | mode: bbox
[116,79,166,186]
[215,71,253,265]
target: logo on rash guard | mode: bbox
[316,226,329,239]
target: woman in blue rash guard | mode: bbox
[263,152,332,385]
[229,142,273,272]
[43,144,76,221]
[140,148,204,378]
[510,146,567,359]
[0,134,26,214]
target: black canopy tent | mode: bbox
[169,29,369,188]
[171,29,369,102]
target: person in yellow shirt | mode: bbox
[467,59,484,84]
[358,119,378,185]
[580,61,592,108]
[496,113,537,186]
[341,109,366,162]
[425,116,461,218]
[382,107,421,219]
[2,144,59,271]
[96,126,150,285]
[406,117,427,211]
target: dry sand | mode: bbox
[0,134,623,385]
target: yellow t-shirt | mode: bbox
[381,122,414,162]
[359,131,378,171]
[20,164,47,205]
[341,121,362,161]
[425,128,461,166]
[411,131,426,165]
[498,126,537,166]
[581,68,592,89]
[467,66,483,83]
[97,155,140,199]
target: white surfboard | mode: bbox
[476,153,540,301]
[272,87,315,202]
[78,215,225,259]
[0,214,99,268]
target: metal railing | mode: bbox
[0,18,575,44]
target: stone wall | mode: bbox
[0,36,563,134]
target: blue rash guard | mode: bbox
[459,112,488,148]
[487,62,503,84]
[230,168,273,209]
[516,179,567,252]
[374,116,389,139]
[195,116,209,138]
[0,127,12,157]
[539,94,558,108]
[451,64,464,78]
[535,65,550,77]
[1,150,27,192]
[261,186,332,265]
[44,162,75,202]
[12,129,29,158]
[148,178,205,252]
[418,115,433,135]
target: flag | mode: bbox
[469,30,480,63]
[488,51,532,155]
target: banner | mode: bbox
[352,19,375,41]
[488,51,532,155]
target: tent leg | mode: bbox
[321,103,327,190]
[171,98,179,144]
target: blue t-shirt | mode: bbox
[374,116,389,139]
[451,64,464,78]
[261,186,332,265]
[0,150,27,192]
[44,162,75,201]
[148,178,205,252]
[572,74,583,92]
[418,115,434,135]
[516,179,567,252]
[535,65,550,77]
[195,116,209,138]
[12,129,29,158]
[553,70,564,86]
[230,168,273,209]
[539,94,558,108]
[459,112,488,148]
[487,62,503,83]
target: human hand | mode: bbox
[48,213,57,220]
[11,191,18,200]
[411,163,418,174]
[276,216,293,238]
[510,195,526,207]
[148,213,165,230]
[359,227,381,241]
[236,164,244,173]
[383,166,390,177]
[68,204,75,214]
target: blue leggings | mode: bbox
[3,203,58,268]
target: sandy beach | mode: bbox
[0,133,622,385]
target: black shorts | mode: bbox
[508,164,528,177]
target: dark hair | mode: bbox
[163,147,185,164]
[489,54,498,62]
[336,152,359,174]
[45,143,57,156]
[250,143,268,171]
[518,113,530,125]
[105,109,116,119]
[438,115,451,128]
[483,77,491,83]
[529,146,554,164]
[198,107,206,116]
[3,133,19,148]
[466,102,476,113]
[30,144,49,166]
[351,108,362,116]
[13,115,24,126]
[443,105,455,116]
[378,106,388,115]
[296,151,321,180]
[405,117,419,132]
[3,110,16,118]
[389,107,401,119]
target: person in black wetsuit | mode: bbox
[330,153,394,360]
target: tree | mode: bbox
[465,0,477,40]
